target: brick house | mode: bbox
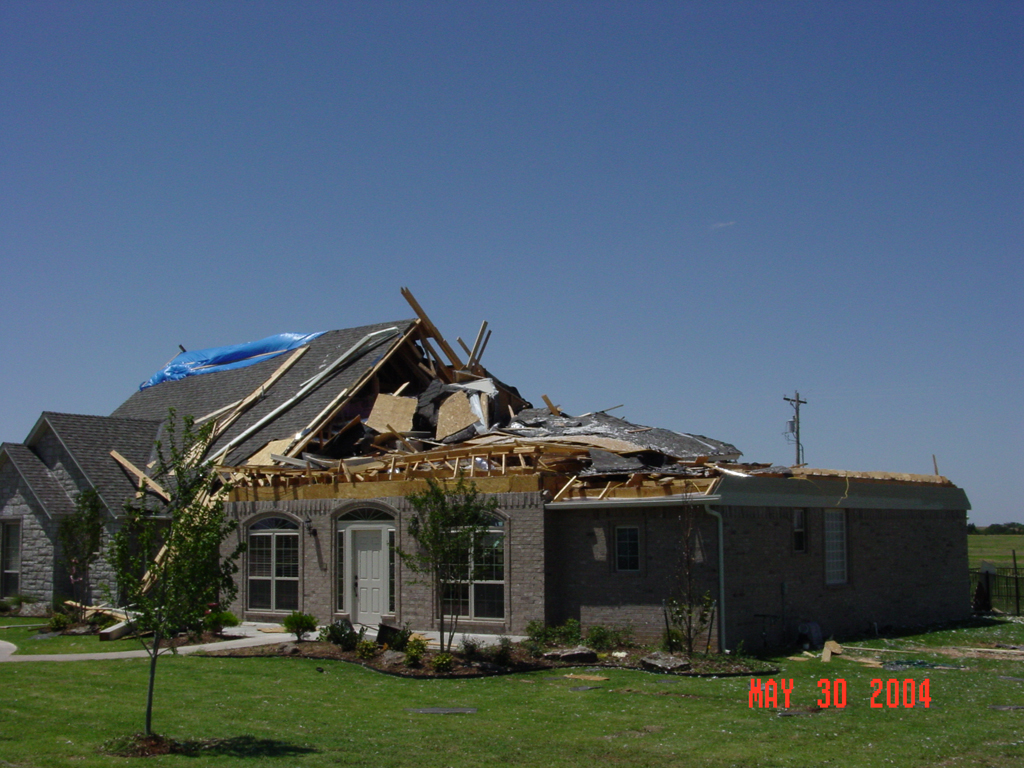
[0,302,971,649]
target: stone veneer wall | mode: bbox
[545,505,720,647]
[720,506,970,651]
[0,461,56,615]
[223,491,548,637]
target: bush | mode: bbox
[389,625,412,652]
[525,619,552,645]
[48,612,73,633]
[202,610,239,635]
[282,611,318,641]
[555,619,582,646]
[460,635,480,657]
[431,652,454,673]
[491,635,514,665]
[586,624,634,651]
[0,599,10,614]
[405,635,428,665]
[526,619,583,647]
[318,620,365,650]
[355,639,378,660]
[88,612,119,630]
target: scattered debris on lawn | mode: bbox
[404,708,476,715]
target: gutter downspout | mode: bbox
[706,505,727,653]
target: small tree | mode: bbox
[107,409,244,737]
[666,505,716,657]
[58,488,105,621]
[399,476,497,652]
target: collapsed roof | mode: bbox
[102,288,961,507]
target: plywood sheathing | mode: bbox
[365,393,418,435]
[245,437,296,466]
[436,391,479,440]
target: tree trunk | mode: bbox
[144,628,161,736]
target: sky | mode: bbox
[1,1,1021,524]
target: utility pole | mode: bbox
[784,391,807,466]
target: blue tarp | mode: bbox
[139,331,326,390]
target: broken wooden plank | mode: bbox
[542,395,562,416]
[209,346,309,442]
[401,287,464,369]
[110,450,170,501]
[467,320,488,368]
[552,475,579,502]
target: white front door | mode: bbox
[353,529,385,626]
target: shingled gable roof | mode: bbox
[0,442,76,518]
[24,413,163,516]
[111,319,418,465]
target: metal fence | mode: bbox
[969,568,1024,615]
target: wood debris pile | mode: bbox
[215,289,751,503]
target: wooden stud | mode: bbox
[400,287,464,369]
[110,451,170,501]
[542,395,562,416]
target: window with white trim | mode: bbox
[824,509,847,585]
[1,522,19,598]
[248,517,299,611]
[441,516,505,620]
[615,526,640,572]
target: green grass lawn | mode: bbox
[0,616,149,655]
[1,619,1023,767]
[968,534,1024,569]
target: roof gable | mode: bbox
[0,442,76,518]
[29,413,162,514]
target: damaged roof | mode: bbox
[112,321,416,466]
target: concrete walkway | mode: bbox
[0,623,524,662]
[0,622,293,663]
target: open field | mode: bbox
[968,534,1024,569]
[1,619,1023,767]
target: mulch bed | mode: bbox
[199,640,774,678]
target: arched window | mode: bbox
[248,517,299,612]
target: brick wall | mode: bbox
[546,505,720,646]
[720,506,970,651]
[223,492,548,637]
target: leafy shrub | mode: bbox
[431,652,454,673]
[318,620,365,651]
[88,612,118,630]
[523,639,545,658]
[202,610,239,635]
[283,611,318,641]
[460,635,480,657]
[356,639,378,660]
[526,619,583,647]
[555,618,582,646]
[525,619,552,645]
[491,635,514,665]
[48,612,73,633]
[389,624,412,652]
[405,635,428,665]
[586,623,635,651]
[0,599,10,614]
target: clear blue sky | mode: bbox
[2,2,1020,524]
